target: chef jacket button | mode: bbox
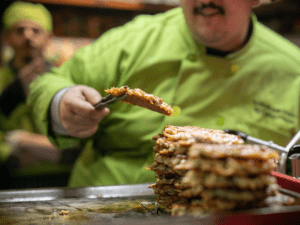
[187,53,197,62]
[230,64,240,73]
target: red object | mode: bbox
[272,171,300,193]
[210,210,300,225]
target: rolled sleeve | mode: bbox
[50,87,73,136]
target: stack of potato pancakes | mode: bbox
[148,125,280,216]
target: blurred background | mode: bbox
[0,0,299,67]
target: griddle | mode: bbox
[0,180,300,225]
[0,183,208,225]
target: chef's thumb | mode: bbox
[80,85,102,105]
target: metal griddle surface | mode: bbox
[0,184,300,225]
[0,184,164,224]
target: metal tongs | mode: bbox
[224,129,300,175]
[93,85,128,110]
[93,94,127,110]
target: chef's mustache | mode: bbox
[194,2,225,15]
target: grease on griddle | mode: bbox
[62,199,166,222]
[93,200,152,214]
[59,210,69,215]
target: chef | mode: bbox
[0,1,79,189]
[28,0,300,187]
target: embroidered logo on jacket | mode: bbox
[253,100,295,124]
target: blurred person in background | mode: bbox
[0,1,80,189]
[28,0,300,188]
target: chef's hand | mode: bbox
[60,85,110,138]
[4,130,61,168]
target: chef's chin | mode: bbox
[194,29,224,47]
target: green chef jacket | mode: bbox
[28,8,300,187]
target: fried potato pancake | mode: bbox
[105,86,174,116]
[162,125,244,144]
[154,153,186,168]
[148,125,281,216]
[189,143,280,160]
[149,162,186,176]
[175,157,277,176]
[180,187,274,201]
[182,170,277,190]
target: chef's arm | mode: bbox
[49,85,110,138]
[4,130,82,167]
[5,130,61,164]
